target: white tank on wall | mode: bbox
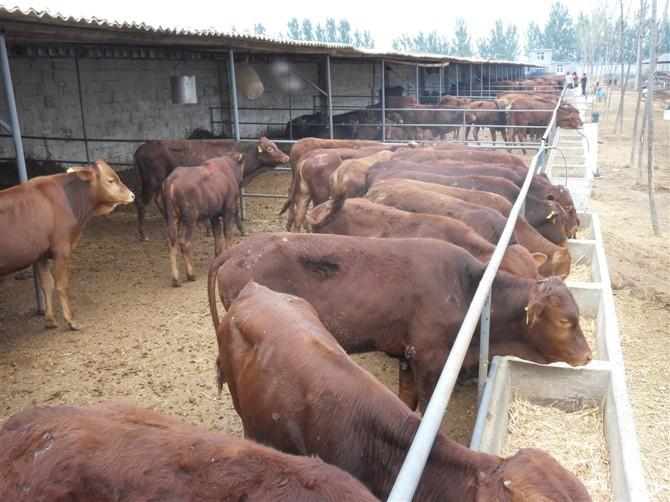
[236,64,264,100]
[171,75,198,104]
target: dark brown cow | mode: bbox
[390,147,528,176]
[308,198,545,279]
[208,233,592,410]
[0,160,134,330]
[367,179,571,277]
[0,403,378,502]
[134,138,286,240]
[161,138,289,286]
[465,99,510,143]
[216,282,592,502]
[364,180,513,245]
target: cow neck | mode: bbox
[60,174,95,228]
[368,411,499,500]
[237,143,260,181]
[489,271,533,338]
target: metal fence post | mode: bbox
[438,65,443,98]
[381,59,386,141]
[228,49,245,220]
[415,63,420,103]
[456,64,459,96]
[478,289,492,404]
[326,56,334,140]
[0,35,45,314]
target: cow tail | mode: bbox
[208,250,230,330]
[319,191,346,227]
[279,163,298,216]
[162,182,178,244]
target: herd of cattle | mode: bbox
[1,91,596,499]
[286,76,582,151]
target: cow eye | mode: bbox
[559,319,573,327]
[267,147,273,152]
[107,179,115,184]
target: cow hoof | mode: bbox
[140,236,149,242]
[186,274,197,282]
[45,319,58,329]
[68,321,80,331]
[172,279,182,288]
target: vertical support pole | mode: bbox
[415,63,419,103]
[74,52,90,163]
[478,289,492,404]
[438,65,443,98]
[488,63,491,97]
[469,64,473,96]
[381,59,386,141]
[480,63,483,98]
[288,72,293,141]
[228,49,245,220]
[0,35,44,314]
[326,56,334,140]
[456,64,459,96]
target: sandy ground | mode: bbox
[590,90,670,501]
[0,91,667,498]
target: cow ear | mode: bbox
[66,166,94,181]
[531,252,547,267]
[525,300,544,327]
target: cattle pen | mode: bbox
[0,6,663,502]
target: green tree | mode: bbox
[338,19,352,44]
[253,23,266,35]
[354,30,363,47]
[287,18,301,40]
[325,18,338,43]
[391,31,450,54]
[315,23,326,42]
[452,18,473,57]
[525,21,544,54]
[544,2,576,60]
[363,30,375,49]
[478,19,519,59]
[302,19,314,41]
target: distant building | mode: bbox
[524,48,575,75]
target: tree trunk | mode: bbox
[614,0,626,135]
[646,0,660,235]
[631,0,647,171]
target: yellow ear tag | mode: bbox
[66,167,76,173]
[237,153,245,162]
[524,306,530,326]
[257,145,263,153]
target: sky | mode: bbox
[6,0,611,51]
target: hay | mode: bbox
[503,395,611,502]
[569,257,592,282]
[581,316,598,355]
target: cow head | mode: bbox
[536,201,569,245]
[557,106,583,128]
[255,137,289,166]
[523,277,591,366]
[547,186,579,237]
[67,160,135,216]
[476,447,591,501]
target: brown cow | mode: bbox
[216,282,592,501]
[364,180,514,245]
[508,98,582,153]
[367,179,571,277]
[208,233,592,410]
[0,160,134,330]
[134,139,282,241]
[0,402,378,502]
[161,138,289,286]
[307,198,545,279]
[465,99,510,144]
[327,150,396,203]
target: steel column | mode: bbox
[469,64,472,95]
[326,56,334,139]
[480,63,483,98]
[381,59,386,141]
[438,66,443,98]
[478,289,491,404]
[0,35,44,314]
[74,53,90,163]
[415,63,419,103]
[228,49,245,220]
[456,64,459,95]
[487,63,491,97]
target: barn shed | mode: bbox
[0,6,531,171]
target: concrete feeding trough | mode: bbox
[471,211,649,501]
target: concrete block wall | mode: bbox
[0,56,225,167]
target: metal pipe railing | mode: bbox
[386,86,566,502]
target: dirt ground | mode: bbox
[590,90,670,501]
[0,91,667,498]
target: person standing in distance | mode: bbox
[581,73,588,97]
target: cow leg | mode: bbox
[490,128,497,144]
[35,258,56,329]
[135,199,149,242]
[234,198,245,236]
[211,216,223,257]
[222,208,235,250]
[167,216,181,287]
[52,253,78,330]
[473,126,480,144]
[292,197,310,233]
[398,359,419,411]
[464,125,471,141]
[180,221,197,282]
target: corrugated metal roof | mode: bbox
[0,6,531,66]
